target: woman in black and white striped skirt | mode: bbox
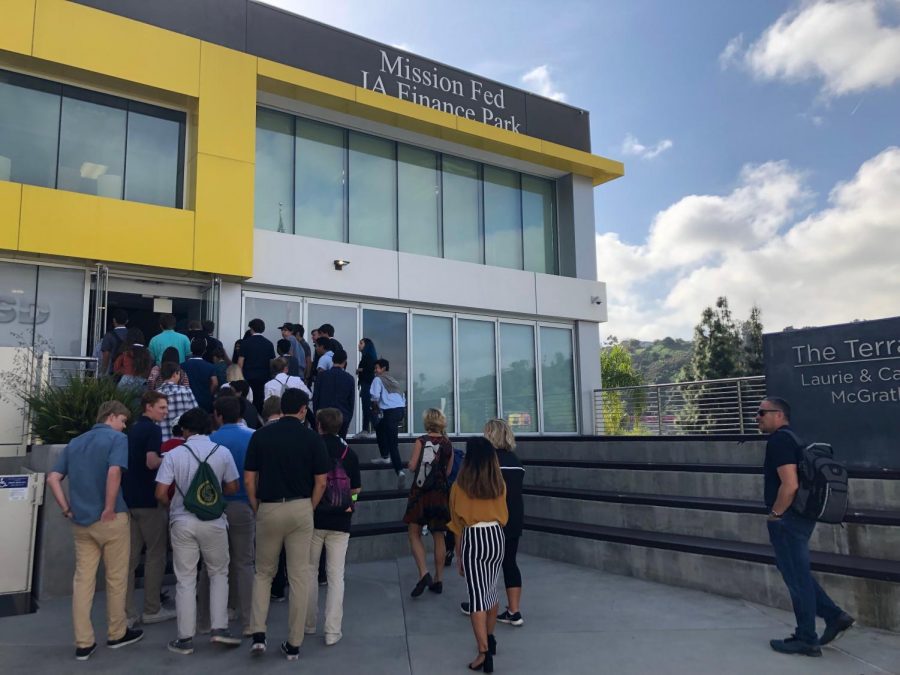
[449,437,508,672]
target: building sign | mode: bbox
[763,316,900,470]
[72,0,592,151]
[362,50,522,132]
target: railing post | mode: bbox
[656,386,663,436]
[737,380,744,434]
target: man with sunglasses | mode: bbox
[758,397,854,657]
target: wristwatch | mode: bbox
[769,510,782,519]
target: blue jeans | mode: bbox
[767,511,843,644]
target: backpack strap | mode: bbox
[778,428,804,449]
[339,442,349,462]
[173,443,219,498]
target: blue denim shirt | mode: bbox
[52,423,129,526]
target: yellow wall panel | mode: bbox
[258,58,356,102]
[32,0,200,97]
[18,186,194,269]
[0,182,23,251]
[198,43,256,163]
[193,154,253,277]
[0,0,35,56]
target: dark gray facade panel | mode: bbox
[525,93,591,152]
[74,0,248,51]
[763,316,900,470]
[71,0,591,152]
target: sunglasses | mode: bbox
[756,409,780,417]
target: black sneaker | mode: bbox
[270,592,286,603]
[281,640,300,661]
[411,572,432,598]
[74,644,97,661]
[107,627,144,649]
[460,601,471,616]
[250,633,267,656]
[770,637,821,657]
[820,613,855,646]
[210,629,242,646]
[497,609,524,626]
[428,581,443,594]
[167,638,194,655]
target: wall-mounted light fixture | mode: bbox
[333,259,351,271]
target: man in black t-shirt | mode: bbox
[124,391,176,627]
[758,397,853,657]
[237,318,276,414]
[244,389,329,660]
[304,408,361,646]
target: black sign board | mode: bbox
[73,0,591,152]
[763,316,900,470]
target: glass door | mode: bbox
[307,299,360,430]
[361,305,408,434]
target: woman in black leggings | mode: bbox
[484,419,524,625]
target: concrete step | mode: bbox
[521,518,900,632]
[522,463,900,511]
[515,438,766,465]
[523,493,900,560]
[354,492,408,525]
[360,466,408,492]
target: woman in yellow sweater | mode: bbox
[450,437,508,673]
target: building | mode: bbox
[0,0,623,455]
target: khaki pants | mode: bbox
[250,499,313,646]
[72,512,130,648]
[198,501,256,633]
[305,529,350,640]
[126,506,169,621]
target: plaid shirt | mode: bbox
[156,382,198,442]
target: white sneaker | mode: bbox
[371,457,391,465]
[397,470,409,489]
[142,607,177,624]
[325,633,342,646]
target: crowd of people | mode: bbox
[46,311,526,671]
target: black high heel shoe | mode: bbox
[487,634,497,655]
[468,651,494,672]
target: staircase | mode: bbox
[349,436,900,631]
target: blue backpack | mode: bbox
[448,448,465,484]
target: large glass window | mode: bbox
[483,166,523,270]
[540,327,576,431]
[254,109,294,233]
[363,308,408,433]
[458,319,497,433]
[0,72,60,188]
[57,93,127,199]
[124,106,183,208]
[0,69,185,208]
[349,132,396,250]
[295,118,345,241]
[522,175,558,274]
[412,314,454,433]
[500,323,537,433]
[442,156,482,264]
[398,145,440,257]
[243,296,302,347]
[254,108,562,274]
[0,262,38,349]
[307,302,359,377]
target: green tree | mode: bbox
[739,304,764,376]
[600,341,643,434]
[683,296,742,381]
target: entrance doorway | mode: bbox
[106,292,202,343]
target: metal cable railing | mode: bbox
[594,376,766,436]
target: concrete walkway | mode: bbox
[1,554,897,674]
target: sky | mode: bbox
[262,0,900,341]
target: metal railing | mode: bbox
[594,376,766,436]
[39,354,98,389]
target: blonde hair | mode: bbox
[225,364,245,382]
[423,407,447,434]
[483,418,515,451]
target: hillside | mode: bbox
[620,337,693,385]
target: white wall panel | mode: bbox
[535,275,606,322]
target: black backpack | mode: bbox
[782,430,848,524]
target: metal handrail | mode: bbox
[593,376,766,436]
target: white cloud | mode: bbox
[721,0,900,97]
[621,133,674,160]
[598,147,900,340]
[520,65,566,101]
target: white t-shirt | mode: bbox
[156,435,239,528]
[264,373,311,401]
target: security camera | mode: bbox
[590,296,603,305]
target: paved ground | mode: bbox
[1,554,898,674]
